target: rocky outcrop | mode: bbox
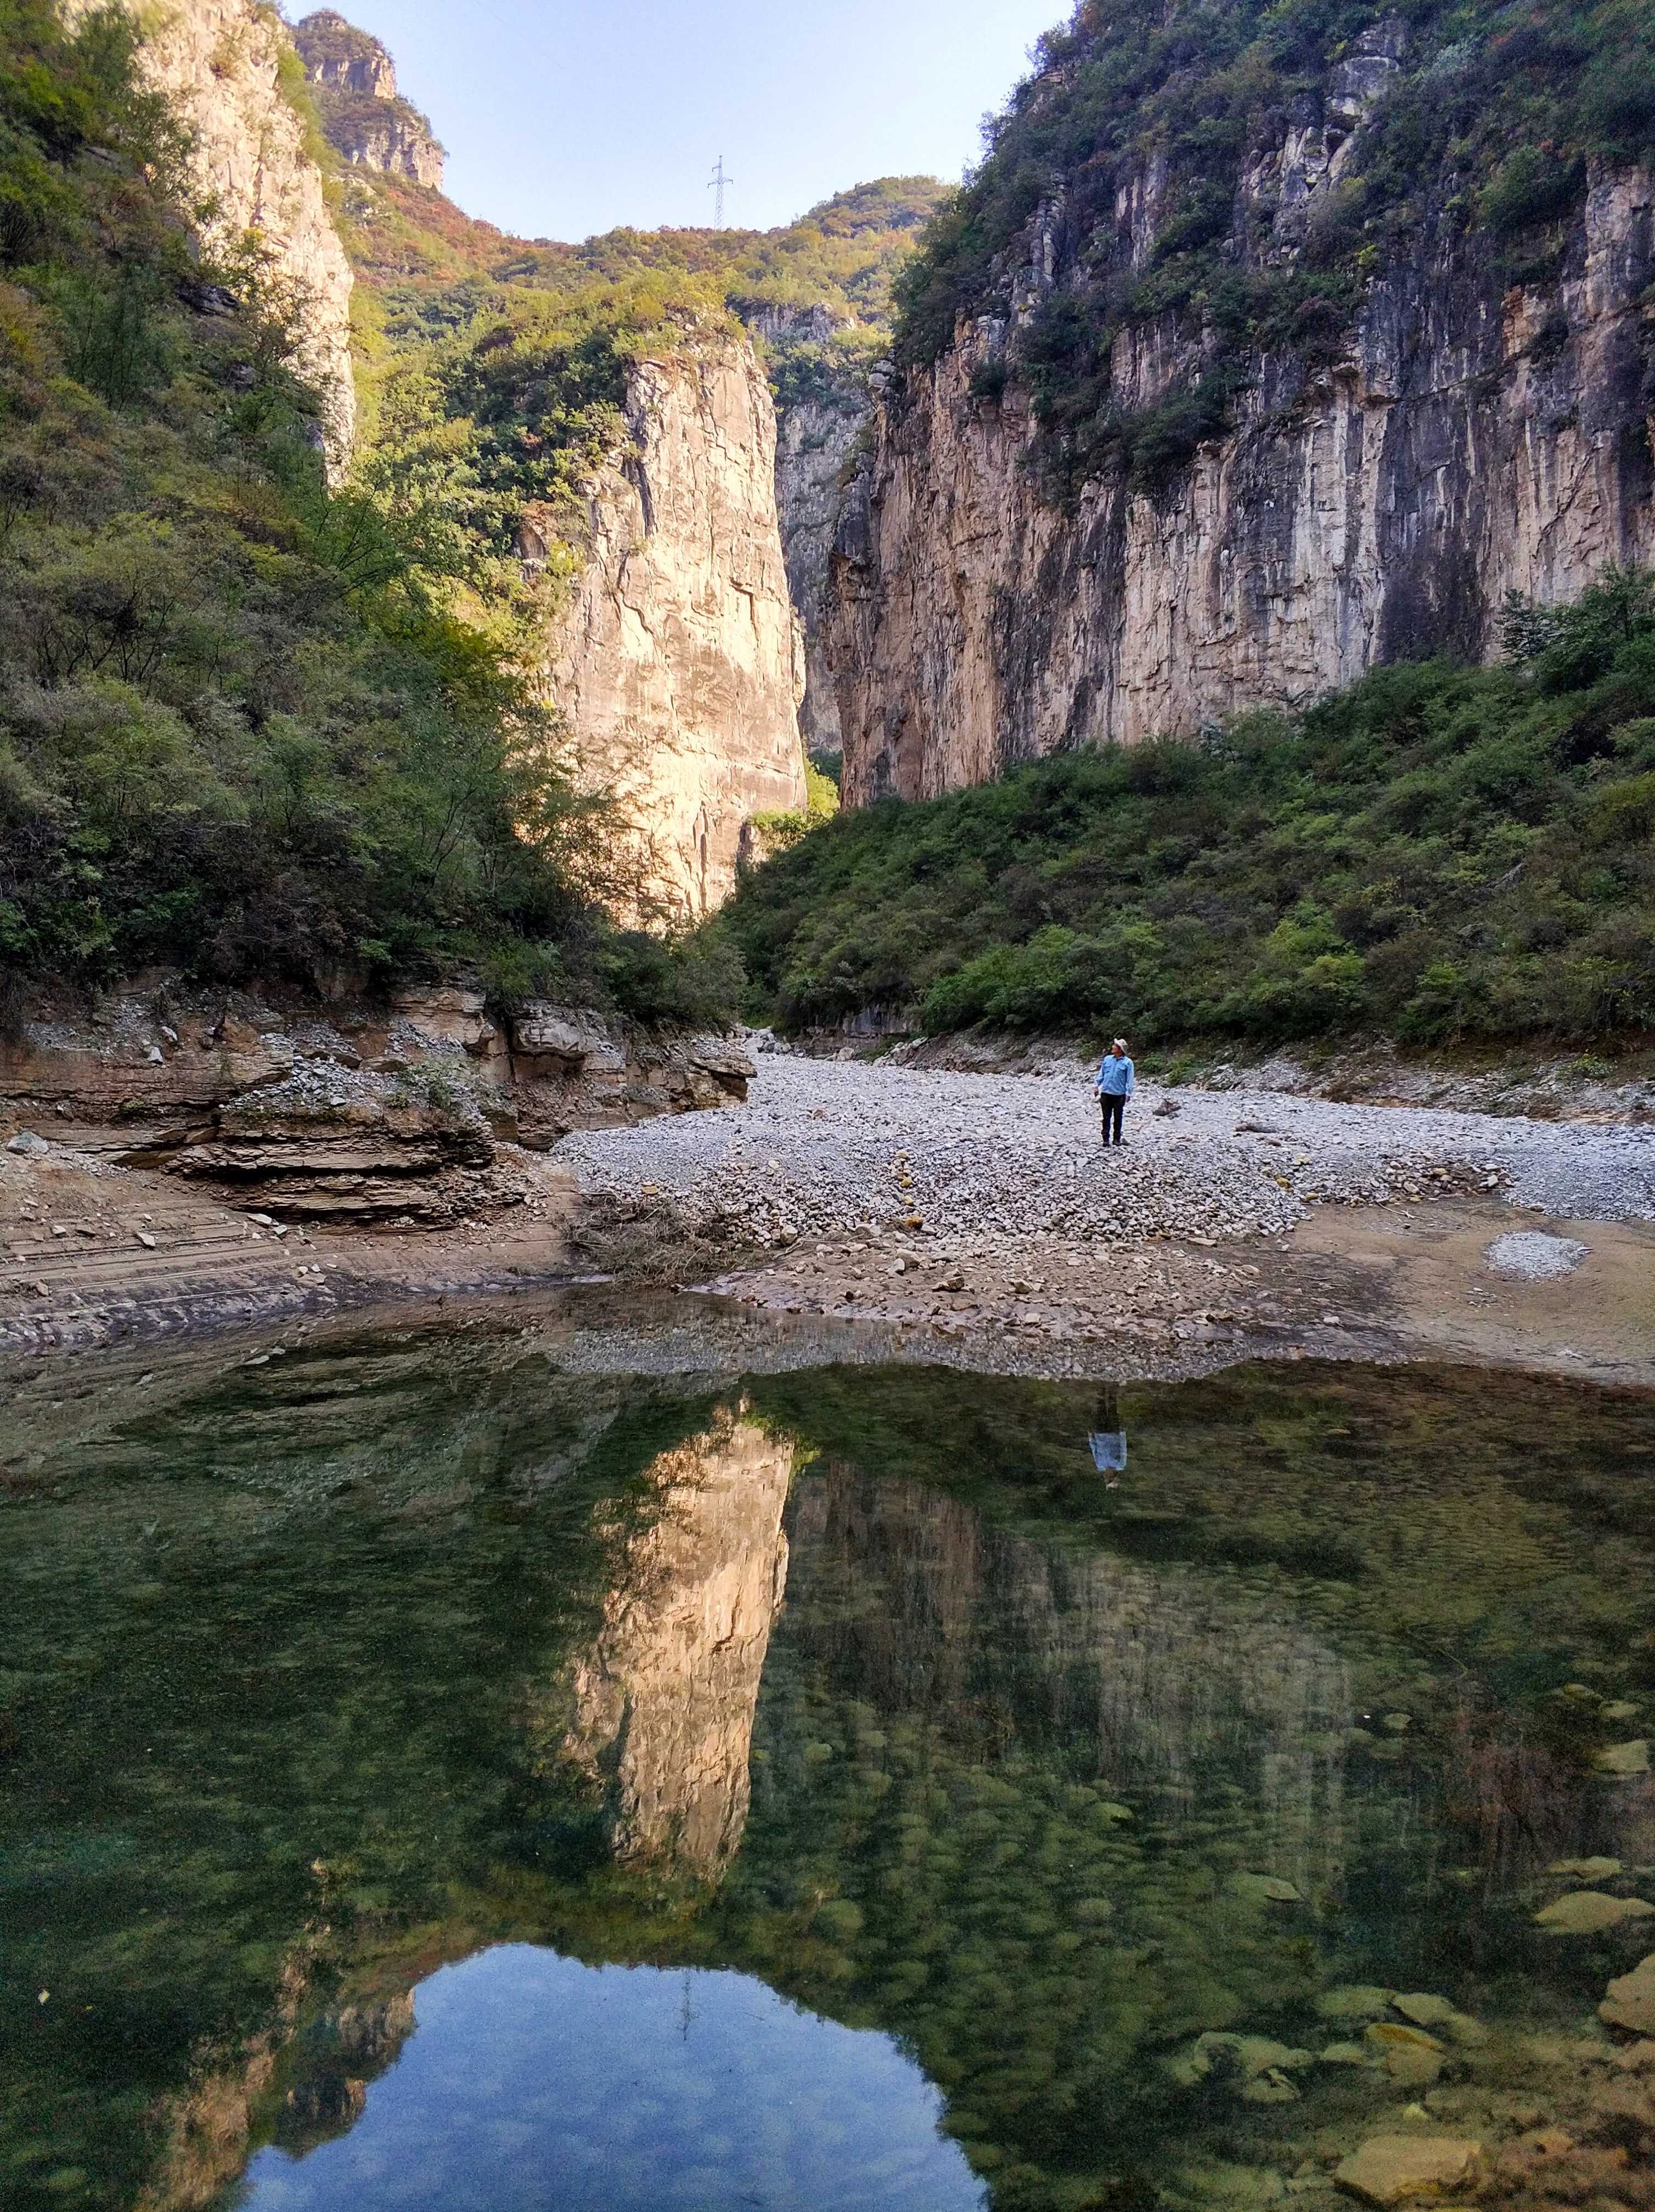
[541,338,808,918]
[560,1404,793,1876]
[66,0,357,462]
[293,12,446,190]
[830,136,1655,801]
[750,307,870,758]
[1,983,755,1224]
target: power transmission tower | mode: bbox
[708,155,732,228]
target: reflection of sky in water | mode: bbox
[238,1944,986,2211]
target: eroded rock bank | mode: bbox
[1,981,752,1232]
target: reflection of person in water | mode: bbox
[1088,1386,1127,1485]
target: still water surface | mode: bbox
[5,1304,1655,2210]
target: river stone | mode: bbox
[1318,1985,1397,2021]
[1536,1891,1655,1936]
[1596,1740,1651,1776]
[1549,1857,1623,1880]
[1391,1994,1458,2029]
[1319,2041,1371,2066]
[1333,2136,1483,2205]
[1167,2033,1313,2090]
[1366,2022,1444,2086]
[1602,1955,1655,2034]
[1230,1872,1302,1904]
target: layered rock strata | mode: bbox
[67,0,357,462]
[293,11,446,190]
[830,146,1655,801]
[1,987,755,1226]
[541,340,808,918]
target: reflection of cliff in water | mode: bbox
[557,1403,793,1876]
[786,1468,1353,1887]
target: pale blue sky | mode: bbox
[294,0,1068,241]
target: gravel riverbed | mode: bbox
[557,1049,1655,1249]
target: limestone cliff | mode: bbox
[66,0,356,460]
[749,307,870,759]
[293,11,446,190]
[560,1405,792,1877]
[542,339,808,918]
[829,38,1655,802]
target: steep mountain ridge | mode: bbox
[61,0,357,459]
[829,0,1655,802]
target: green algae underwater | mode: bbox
[4,1305,1655,2212]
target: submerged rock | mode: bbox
[1549,1856,1624,1880]
[1535,1891,1655,1936]
[1333,2135,1483,2205]
[1317,1985,1396,2022]
[1166,2032,1313,2094]
[1602,1955,1655,2035]
[1229,1871,1302,1904]
[1596,1740,1652,1777]
[1365,2021,1444,2086]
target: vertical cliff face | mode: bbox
[561,1406,793,1878]
[293,12,446,190]
[70,0,357,461]
[543,340,808,919]
[829,32,1655,803]
[750,307,869,759]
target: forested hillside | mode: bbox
[0,2,730,1026]
[720,573,1655,1051]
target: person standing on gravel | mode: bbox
[1096,1038,1135,1146]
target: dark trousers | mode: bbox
[1100,1092,1125,1144]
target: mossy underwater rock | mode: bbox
[1602,1954,1655,2035]
[1535,1891,1655,1936]
[1364,2021,1444,2087]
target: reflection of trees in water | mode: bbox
[786,1468,1352,1891]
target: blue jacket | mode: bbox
[1096,1053,1135,1097]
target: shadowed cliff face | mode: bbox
[543,343,808,920]
[67,0,357,464]
[560,1406,793,1876]
[829,146,1655,802]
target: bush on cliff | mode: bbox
[718,570,1655,1051]
[0,3,731,1030]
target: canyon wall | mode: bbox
[750,307,870,759]
[69,0,357,461]
[542,340,809,919]
[829,132,1655,802]
[293,10,446,190]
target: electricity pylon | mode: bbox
[708,156,732,228]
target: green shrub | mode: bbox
[717,572,1655,1052]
